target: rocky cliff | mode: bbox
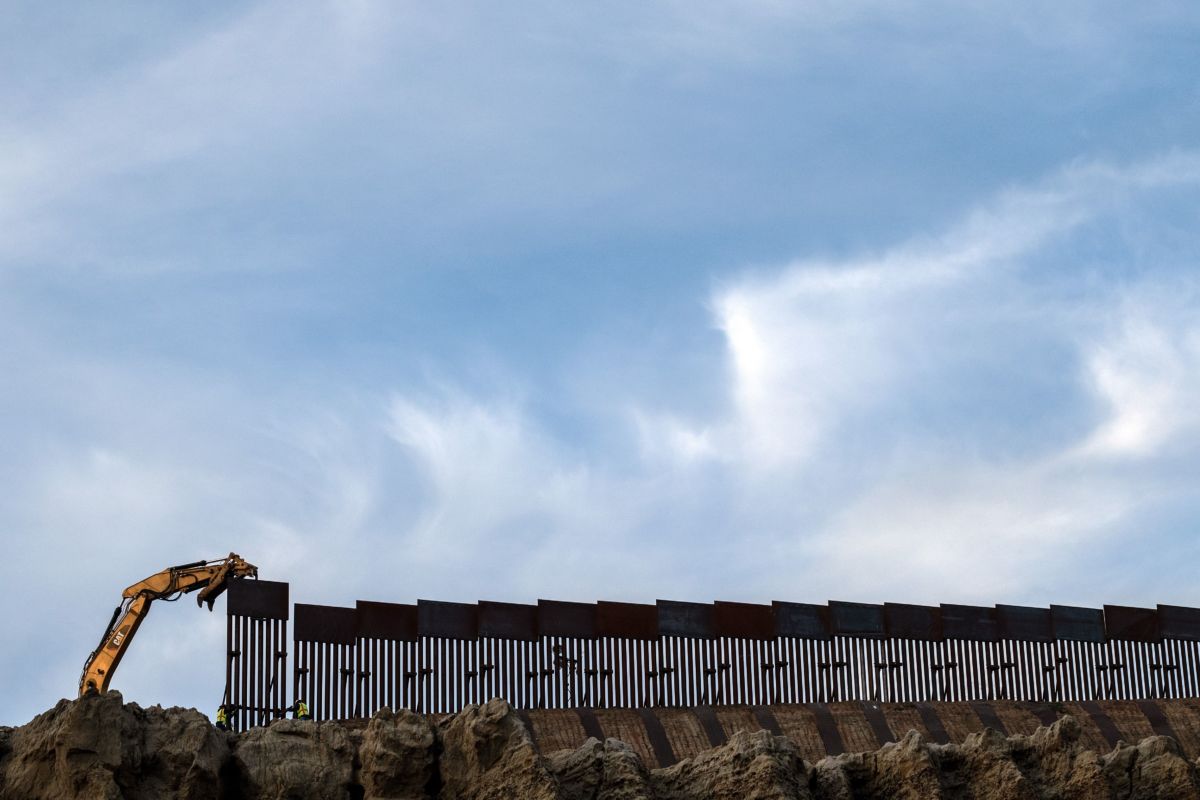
[3,693,1200,799]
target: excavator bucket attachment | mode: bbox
[198,578,230,610]
[195,554,257,609]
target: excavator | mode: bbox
[79,553,258,696]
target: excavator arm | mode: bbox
[79,552,257,696]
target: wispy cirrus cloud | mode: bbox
[1076,292,1200,460]
[698,152,1200,470]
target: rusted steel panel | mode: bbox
[997,605,1053,643]
[295,604,357,644]
[1157,605,1200,641]
[1051,605,1104,642]
[657,600,715,639]
[596,601,658,639]
[713,601,774,640]
[1104,605,1160,643]
[884,603,942,641]
[941,604,999,642]
[773,602,830,639]
[227,579,289,620]
[418,600,479,640]
[479,601,538,641]
[356,601,417,641]
[829,601,885,638]
[538,600,597,638]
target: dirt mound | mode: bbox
[3,693,1199,799]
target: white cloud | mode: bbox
[707,152,1200,471]
[387,392,600,556]
[1076,299,1200,459]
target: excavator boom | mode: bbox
[79,552,257,696]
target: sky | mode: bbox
[3,1,1200,725]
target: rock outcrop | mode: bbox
[4,693,1200,799]
[808,714,1200,800]
[546,737,653,800]
[0,692,225,800]
[359,707,436,800]
[1101,734,1200,800]
[229,717,357,800]
[650,730,811,800]
[437,697,559,800]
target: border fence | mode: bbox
[222,581,1200,731]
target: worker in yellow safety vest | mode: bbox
[215,705,234,731]
[287,699,312,720]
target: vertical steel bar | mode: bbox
[257,618,265,722]
[239,616,248,727]
[263,619,272,722]
[268,620,276,721]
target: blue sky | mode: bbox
[3,2,1200,724]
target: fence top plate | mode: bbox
[479,601,538,641]
[356,600,417,641]
[772,601,830,639]
[418,600,479,640]
[884,603,942,641]
[657,600,715,639]
[941,604,999,642]
[829,600,885,638]
[227,579,289,621]
[1104,605,1160,643]
[294,603,356,644]
[996,604,1053,643]
[713,601,774,640]
[596,601,658,639]
[1158,605,1200,642]
[273,592,1187,648]
[1050,605,1104,642]
[538,600,597,638]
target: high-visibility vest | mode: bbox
[297,701,309,718]
[216,707,227,725]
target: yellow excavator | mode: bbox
[79,553,258,696]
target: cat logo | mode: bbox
[109,629,127,648]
